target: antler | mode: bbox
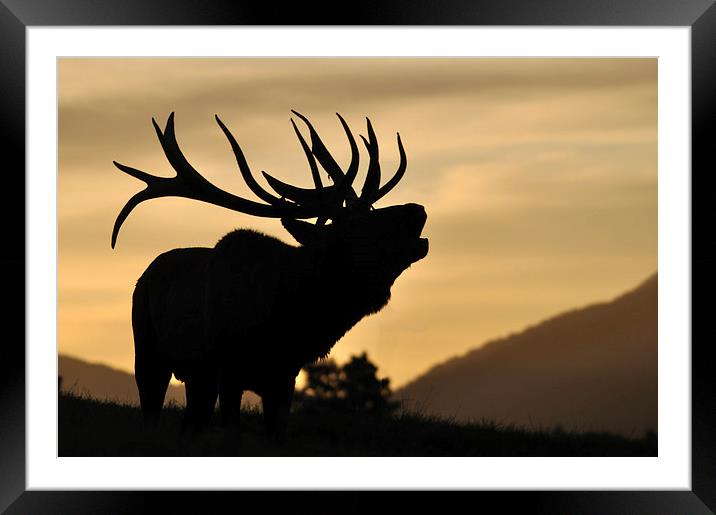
[288,111,406,207]
[111,111,408,247]
[358,117,407,205]
[112,113,332,247]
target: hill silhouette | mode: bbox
[58,355,264,407]
[59,355,184,406]
[395,273,657,437]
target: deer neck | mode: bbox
[302,246,393,319]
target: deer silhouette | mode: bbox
[112,111,428,438]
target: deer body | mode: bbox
[114,111,428,438]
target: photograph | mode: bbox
[57,57,658,458]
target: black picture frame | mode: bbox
[1,1,713,513]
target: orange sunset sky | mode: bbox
[58,58,657,388]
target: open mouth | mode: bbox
[406,204,429,262]
[414,237,429,261]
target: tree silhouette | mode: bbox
[302,359,342,404]
[298,353,397,414]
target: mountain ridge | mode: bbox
[395,272,657,436]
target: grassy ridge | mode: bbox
[59,392,657,457]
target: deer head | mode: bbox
[111,111,428,280]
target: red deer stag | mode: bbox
[112,111,428,438]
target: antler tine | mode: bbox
[373,132,407,202]
[359,117,381,204]
[215,115,285,206]
[255,118,332,206]
[111,164,168,249]
[333,113,360,205]
[286,118,331,225]
[152,113,203,183]
[290,110,359,203]
[261,171,340,208]
[111,113,316,248]
[291,118,323,191]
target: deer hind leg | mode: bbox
[184,364,218,434]
[132,279,170,426]
[262,378,296,442]
[219,375,243,429]
[135,352,171,426]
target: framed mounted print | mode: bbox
[2,1,714,513]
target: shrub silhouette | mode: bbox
[298,353,397,414]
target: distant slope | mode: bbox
[396,274,657,436]
[59,355,185,406]
[58,355,260,407]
